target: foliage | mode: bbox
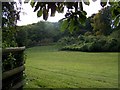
[29,1,88,32]
[2,2,20,27]
[2,27,18,48]
[84,31,92,36]
[16,21,62,47]
[2,3,26,86]
[15,26,28,47]
[91,6,112,35]
[57,2,119,52]
[2,51,26,72]
[58,36,77,46]
[59,34,120,52]
[110,1,120,27]
[29,1,120,33]
[2,53,16,72]
[2,2,21,48]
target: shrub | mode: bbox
[84,31,92,36]
[60,34,120,52]
[103,38,118,51]
[58,36,78,46]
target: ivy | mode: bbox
[37,8,43,17]
[2,53,16,72]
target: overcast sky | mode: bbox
[17,0,102,26]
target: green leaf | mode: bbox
[60,7,64,13]
[114,15,120,27]
[30,1,35,8]
[79,2,83,11]
[34,3,40,12]
[78,12,86,26]
[66,2,74,9]
[51,5,56,17]
[82,11,87,16]
[37,9,43,17]
[60,20,68,31]
[100,0,107,7]
[79,17,86,26]
[111,7,120,19]
[83,0,90,5]
[58,3,64,13]
[111,7,116,19]
[74,2,78,12]
[114,9,120,16]
[109,0,115,5]
[43,7,48,21]
[68,19,75,33]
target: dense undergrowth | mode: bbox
[59,29,120,52]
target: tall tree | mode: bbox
[91,6,112,35]
[2,2,21,48]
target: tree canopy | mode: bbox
[2,2,20,27]
[2,2,21,48]
[91,6,112,35]
[29,0,120,30]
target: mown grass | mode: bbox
[24,45,119,88]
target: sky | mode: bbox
[17,0,102,26]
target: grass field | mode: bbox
[24,45,119,88]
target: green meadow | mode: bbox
[24,45,119,88]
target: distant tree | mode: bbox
[16,21,62,47]
[91,6,112,35]
[16,26,28,47]
[84,17,93,32]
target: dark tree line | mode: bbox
[16,21,63,47]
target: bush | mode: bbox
[80,44,89,51]
[103,38,118,51]
[84,31,92,36]
[58,36,77,45]
[60,34,120,52]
